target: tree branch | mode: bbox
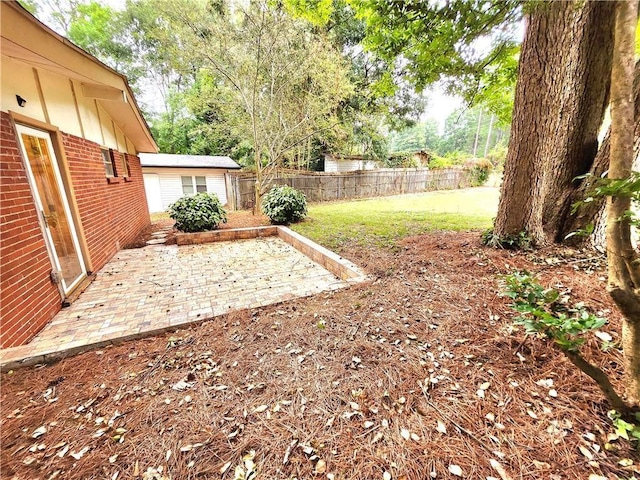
[563,348,630,414]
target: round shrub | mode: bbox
[466,158,493,186]
[261,185,307,224]
[428,156,454,169]
[168,192,227,232]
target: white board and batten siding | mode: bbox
[142,167,229,213]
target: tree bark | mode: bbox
[607,0,640,405]
[494,1,615,245]
[254,148,263,214]
[564,59,640,247]
[563,349,629,414]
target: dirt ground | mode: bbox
[2,231,639,479]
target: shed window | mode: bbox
[181,176,207,195]
[101,148,115,177]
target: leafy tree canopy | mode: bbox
[351,0,521,119]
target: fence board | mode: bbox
[228,168,473,210]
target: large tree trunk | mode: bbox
[607,0,640,406]
[564,59,640,247]
[494,1,615,245]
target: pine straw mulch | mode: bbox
[2,231,639,480]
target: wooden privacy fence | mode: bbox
[226,168,474,210]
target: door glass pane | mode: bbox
[195,176,207,193]
[22,134,84,288]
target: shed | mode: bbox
[323,153,377,172]
[139,153,241,212]
[0,1,157,348]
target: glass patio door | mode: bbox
[16,124,86,293]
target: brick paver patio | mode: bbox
[0,236,355,368]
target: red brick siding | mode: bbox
[62,134,150,270]
[1,112,61,348]
[0,111,151,348]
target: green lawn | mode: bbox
[291,187,499,249]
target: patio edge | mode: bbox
[176,226,367,283]
[1,228,367,371]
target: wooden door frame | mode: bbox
[9,112,93,282]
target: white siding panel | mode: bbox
[141,167,231,210]
[1,57,46,122]
[324,159,338,172]
[158,174,183,210]
[326,159,375,172]
[336,160,362,172]
[206,174,227,204]
[74,82,103,144]
[38,69,82,137]
[143,174,164,213]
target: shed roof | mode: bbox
[139,153,241,170]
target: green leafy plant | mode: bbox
[428,156,455,169]
[168,192,227,233]
[384,152,421,168]
[486,143,508,169]
[503,272,606,351]
[466,158,493,186]
[481,228,533,250]
[608,410,640,444]
[502,272,629,413]
[261,185,308,225]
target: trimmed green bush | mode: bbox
[168,192,227,232]
[428,156,454,169]
[467,158,493,186]
[262,185,307,224]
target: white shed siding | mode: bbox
[141,167,230,212]
[206,175,227,204]
[324,159,374,172]
[324,159,338,172]
[158,175,183,210]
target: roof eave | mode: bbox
[5,1,158,153]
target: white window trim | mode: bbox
[181,175,207,195]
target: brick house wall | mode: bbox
[61,134,150,270]
[0,111,151,348]
[0,112,62,347]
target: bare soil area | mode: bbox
[2,231,638,479]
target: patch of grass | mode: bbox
[150,211,171,222]
[291,187,499,249]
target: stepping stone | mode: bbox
[146,238,167,245]
[151,232,168,238]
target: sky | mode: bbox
[423,87,463,134]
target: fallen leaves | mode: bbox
[1,231,632,480]
[32,426,47,438]
[70,446,90,460]
[448,464,463,476]
[233,450,257,480]
[251,404,268,414]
